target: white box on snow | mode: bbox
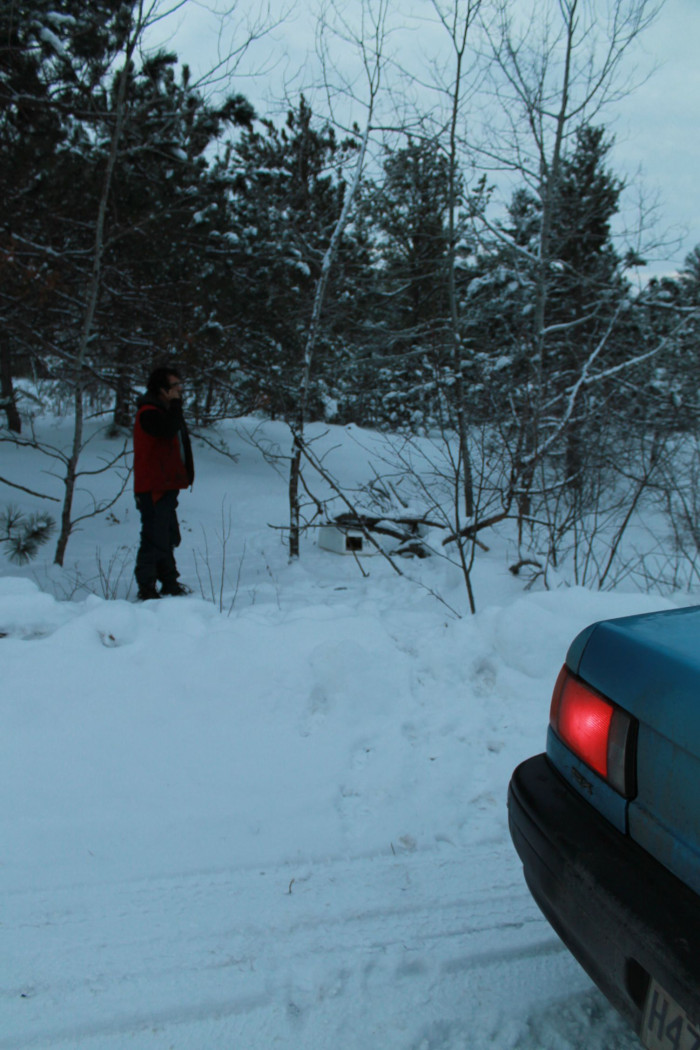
[318,524,376,555]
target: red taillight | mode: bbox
[550,666,636,796]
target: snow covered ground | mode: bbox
[1,415,686,1049]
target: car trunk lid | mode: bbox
[570,605,700,895]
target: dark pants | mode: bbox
[134,490,181,590]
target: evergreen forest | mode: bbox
[2,0,699,600]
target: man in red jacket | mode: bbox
[133,366,194,600]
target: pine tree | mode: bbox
[0,0,133,429]
[1,2,257,562]
[471,126,633,483]
[87,52,255,426]
[359,138,463,429]
[1,3,255,431]
[546,125,630,488]
[0,505,55,564]
[633,249,700,434]
[223,97,363,421]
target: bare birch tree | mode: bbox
[429,0,485,524]
[288,0,390,558]
[44,0,282,565]
[475,0,662,523]
[365,0,485,608]
[53,9,142,566]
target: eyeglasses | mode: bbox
[167,381,183,390]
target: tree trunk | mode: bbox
[1,343,21,433]
[112,364,132,430]
[288,119,373,559]
[54,378,84,566]
[288,437,302,559]
[53,41,135,565]
[444,12,475,520]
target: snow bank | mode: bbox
[1,418,679,1049]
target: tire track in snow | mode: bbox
[2,843,581,1049]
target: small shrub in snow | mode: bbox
[0,506,56,565]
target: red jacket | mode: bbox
[133,400,194,498]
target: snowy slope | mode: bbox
[1,416,681,1049]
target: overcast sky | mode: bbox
[152,0,700,280]
[610,0,700,277]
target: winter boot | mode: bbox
[159,580,191,597]
[137,584,161,601]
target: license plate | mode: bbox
[642,979,700,1050]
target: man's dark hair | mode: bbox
[146,366,181,397]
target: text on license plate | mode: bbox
[642,979,700,1050]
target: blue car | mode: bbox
[508,605,700,1049]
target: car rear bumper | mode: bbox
[508,754,700,1032]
